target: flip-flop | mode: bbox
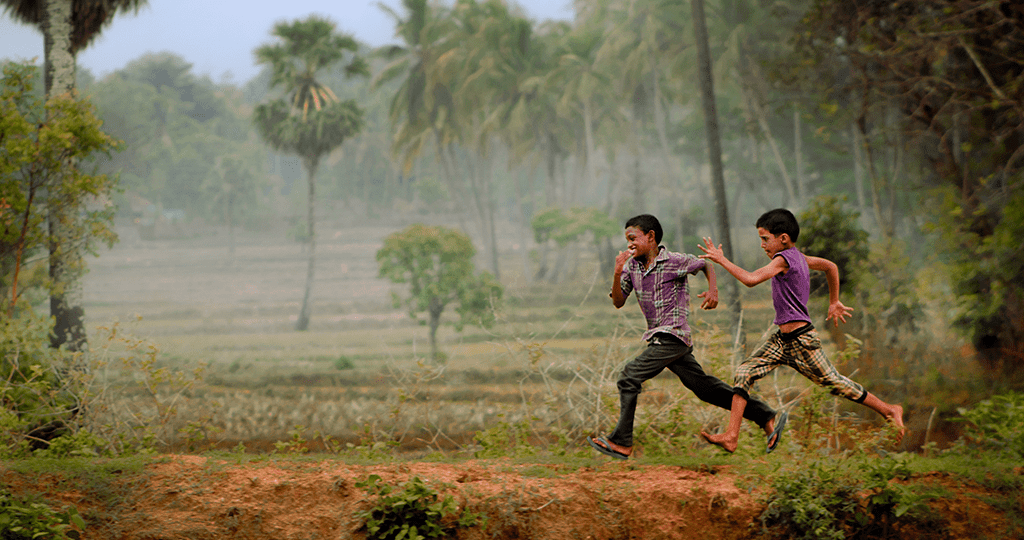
[766,411,789,454]
[588,435,629,460]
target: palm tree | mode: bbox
[1,0,146,94]
[378,0,512,275]
[374,0,458,173]
[598,0,691,215]
[253,15,367,331]
[691,0,742,339]
[1,0,147,351]
[544,25,619,207]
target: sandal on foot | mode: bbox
[766,411,789,454]
[588,435,629,460]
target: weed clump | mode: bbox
[956,391,1024,459]
[356,475,479,540]
[0,487,85,540]
[759,456,938,540]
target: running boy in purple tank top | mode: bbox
[697,208,904,453]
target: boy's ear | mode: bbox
[646,229,657,243]
[779,233,792,245]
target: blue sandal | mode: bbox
[766,411,789,454]
[588,435,629,460]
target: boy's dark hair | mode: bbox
[625,214,663,244]
[756,208,800,243]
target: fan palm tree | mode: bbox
[1,0,147,351]
[2,0,146,94]
[253,15,367,331]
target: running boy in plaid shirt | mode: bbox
[698,208,905,453]
[587,214,785,460]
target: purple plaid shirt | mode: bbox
[619,246,707,345]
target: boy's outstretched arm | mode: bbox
[698,237,784,287]
[697,263,719,310]
[806,255,854,326]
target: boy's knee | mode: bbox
[732,371,755,393]
[617,375,641,395]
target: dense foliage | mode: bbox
[86,53,268,226]
[786,0,1024,378]
[0,62,118,313]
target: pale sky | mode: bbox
[0,0,575,84]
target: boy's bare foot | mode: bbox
[888,405,906,444]
[763,416,776,444]
[700,431,738,453]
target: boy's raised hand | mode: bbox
[614,248,635,271]
[697,237,725,264]
[697,288,719,310]
[826,300,854,327]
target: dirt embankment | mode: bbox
[4,455,1021,540]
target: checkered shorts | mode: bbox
[733,325,866,402]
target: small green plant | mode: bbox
[333,356,354,370]
[0,488,85,540]
[855,456,933,536]
[957,391,1024,458]
[760,460,864,540]
[472,416,536,458]
[356,475,476,540]
[273,425,309,454]
[31,430,106,458]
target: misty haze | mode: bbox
[2,1,1023,538]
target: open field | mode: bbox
[78,220,811,454]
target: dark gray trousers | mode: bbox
[607,334,776,447]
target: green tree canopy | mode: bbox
[376,224,502,362]
[0,61,119,314]
[87,53,265,221]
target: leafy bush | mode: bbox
[798,196,869,297]
[760,456,935,540]
[30,430,106,459]
[356,475,477,540]
[957,391,1024,458]
[0,488,84,540]
[761,460,861,540]
[2,314,209,457]
[0,311,82,457]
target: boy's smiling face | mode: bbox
[758,227,790,258]
[625,226,658,262]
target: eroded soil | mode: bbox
[3,455,1021,540]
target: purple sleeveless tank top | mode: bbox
[771,247,811,326]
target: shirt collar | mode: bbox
[637,246,666,275]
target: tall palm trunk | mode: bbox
[691,0,742,339]
[44,0,87,351]
[581,99,598,206]
[296,155,319,331]
[794,104,804,203]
